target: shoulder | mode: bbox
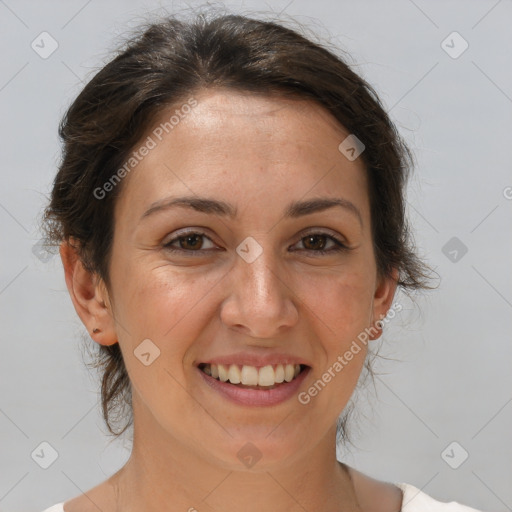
[345,464,404,512]
[344,463,482,512]
[43,474,118,512]
[397,482,483,512]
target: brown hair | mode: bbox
[40,9,434,444]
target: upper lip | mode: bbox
[197,352,312,368]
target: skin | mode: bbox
[60,88,403,512]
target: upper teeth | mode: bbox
[202,363,301,386]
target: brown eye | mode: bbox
[164,231,216,253]
[178,234,204,250]
[292,232,347,255]
[302,234,329,251]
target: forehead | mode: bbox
[114,89,369,227]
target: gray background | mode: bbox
[1,0,511,511]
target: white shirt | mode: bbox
[41,482,483,511]
[396,482,483,511]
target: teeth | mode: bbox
[257,365,274,386]
[275,364,285,383]
[241,365,259,386]
[227,364,241,384]
[202,363,303,386]
[218,364,229,382]
[284,364,294,382]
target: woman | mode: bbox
[40,10,482,512]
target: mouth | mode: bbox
[197,362,309,391]
[199,363,308,390]
[195,357,312,407]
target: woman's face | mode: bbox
[96,89,396,469]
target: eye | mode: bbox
[163,231,217,254]
[162,230,348,256]
[291,232,348,255]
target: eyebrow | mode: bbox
[140,195,363,226]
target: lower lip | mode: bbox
[197,366,311,406]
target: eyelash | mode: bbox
[162,230,349,256]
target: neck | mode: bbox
[111,398,362,512]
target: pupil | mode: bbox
[305,235,325,250]
[182,234,201,249]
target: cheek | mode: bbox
[294,268,373,396]
[114,265,226,398]
[115,268,221,410]
[296,267,374,335]
[119,264,223,337]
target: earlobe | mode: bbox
[59,240,118,346]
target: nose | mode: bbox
[219,249,299,338]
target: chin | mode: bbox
[200,429,311,472]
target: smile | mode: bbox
[199,363,307,389]
[197,363,311,406]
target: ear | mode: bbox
[59,239,118,346]
[369,267,399,341]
